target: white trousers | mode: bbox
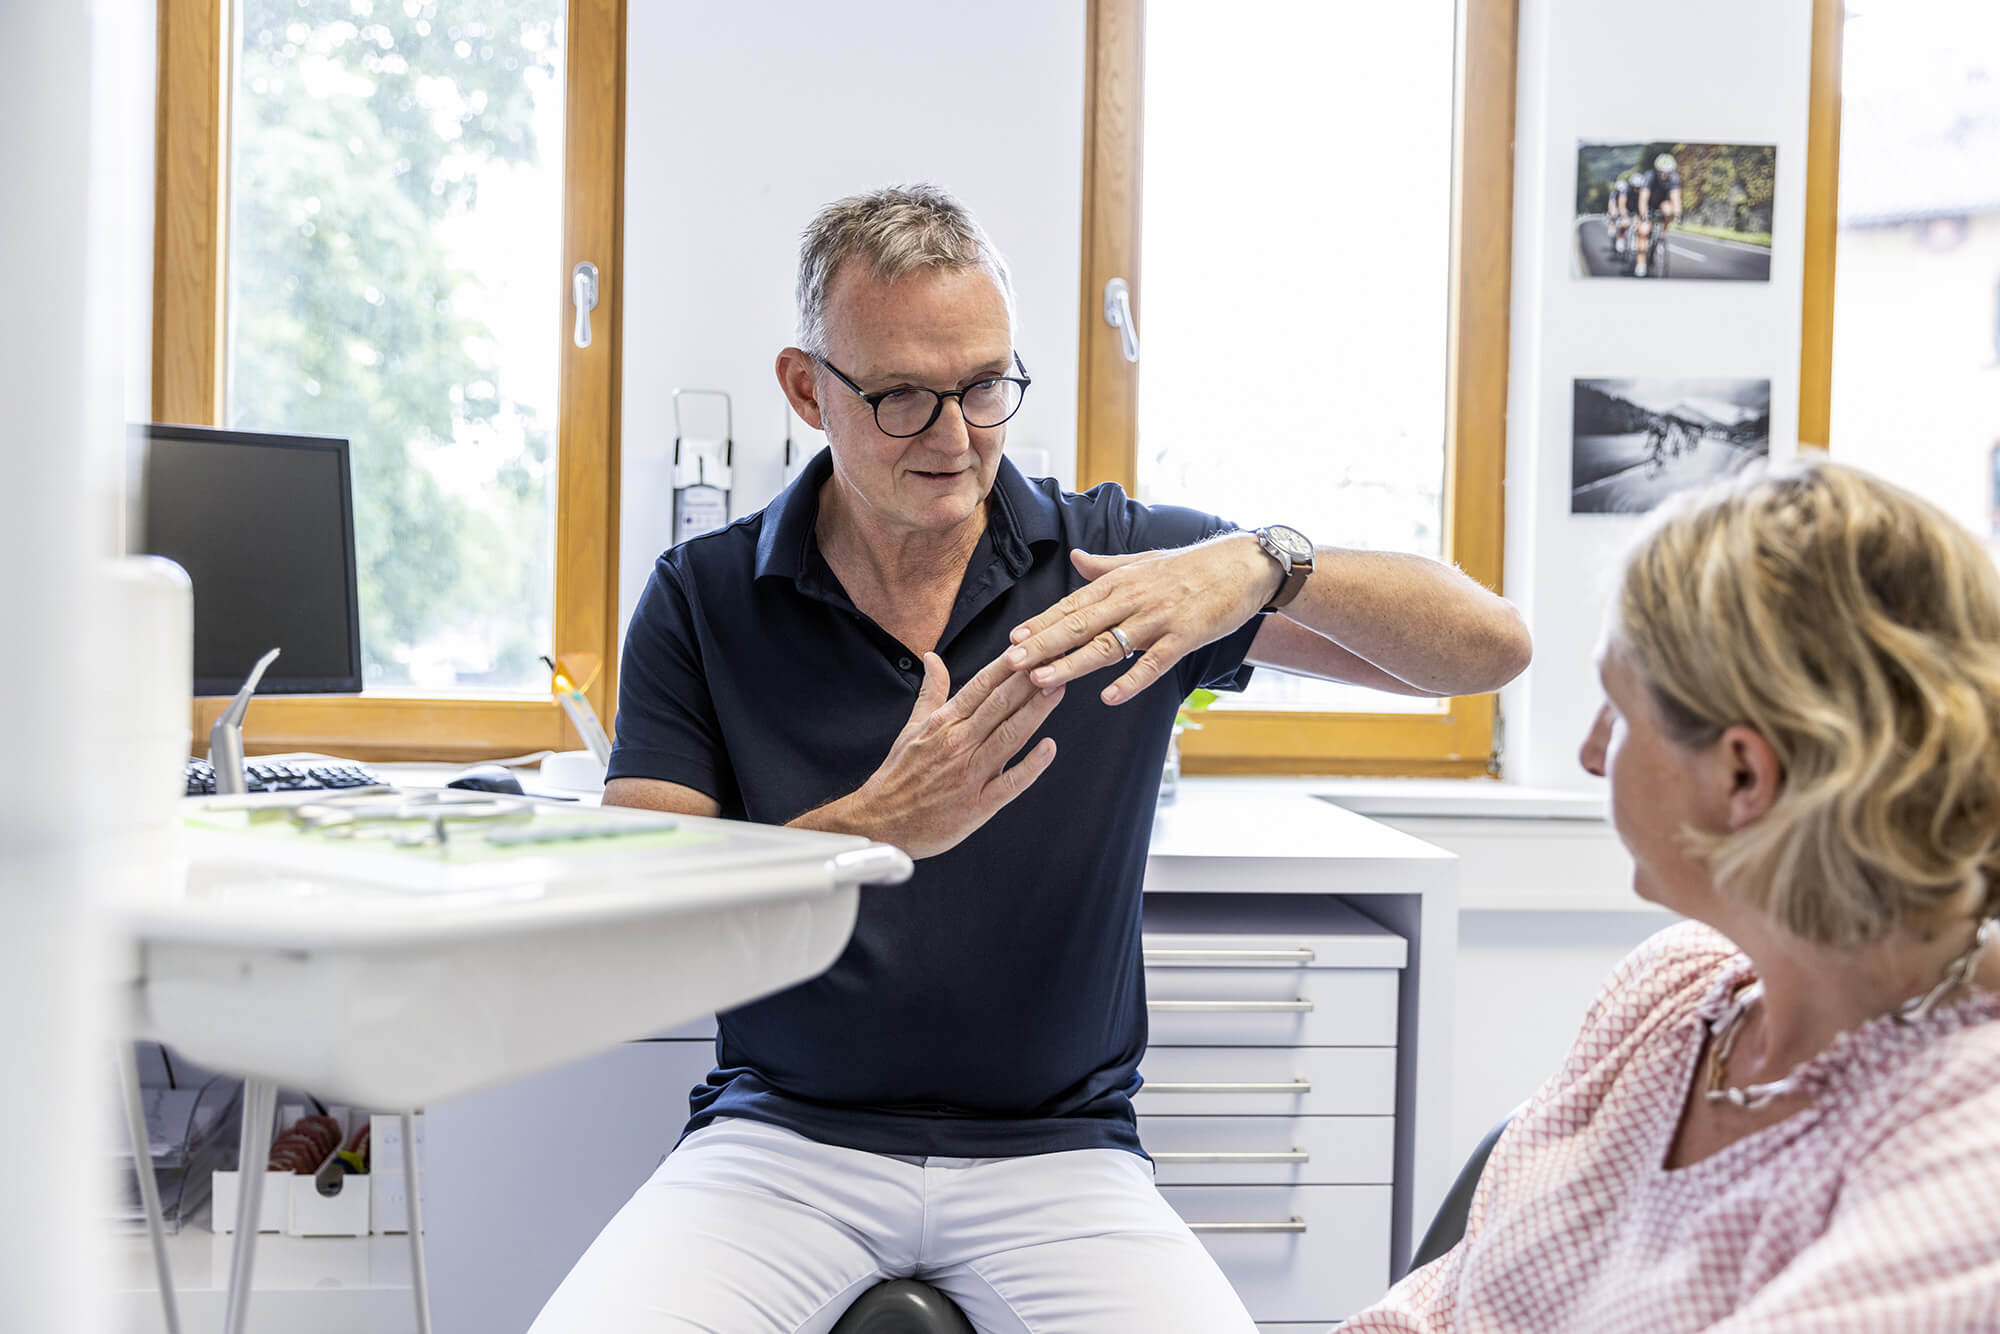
[529,1117,1258,1334]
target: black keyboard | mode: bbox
[184,756,388,797]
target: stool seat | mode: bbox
[830,1279,975,1333]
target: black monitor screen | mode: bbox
[139,424,363,696]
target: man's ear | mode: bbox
[1718,723,1782,830]
[776,348,826,431]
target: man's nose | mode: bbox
[1578,703,1611,777]
[923,395,974,451]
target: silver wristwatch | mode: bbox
[1253,525,1315,613]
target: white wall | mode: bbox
[617,0,1086,630]
[1456,906,1670,1145]
[1498,0,1817,791]
[2,3,152,1330]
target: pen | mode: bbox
[541,654,613,765]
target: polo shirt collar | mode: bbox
[753,447,1062,587]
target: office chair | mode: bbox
[830,1279,976,1333]
[1405,1111,1517,1275]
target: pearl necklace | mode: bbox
[1703,916,1999,1111]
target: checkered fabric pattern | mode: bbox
[1348,922,2000,1333]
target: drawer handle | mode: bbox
[1147,999,1313,1013]
[1187,1218,1308,1234]
[1141,1080,1312,1095]
[1152,1150,1309,1164]
[1143,948,1315,966]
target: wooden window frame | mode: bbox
[1076,0,1518,777]
[1798,0,1844,450]
[155,0,625,762]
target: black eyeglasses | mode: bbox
[815,352,1032,439]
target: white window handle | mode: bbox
[1103,277,1140,362]
[572,261,599,348]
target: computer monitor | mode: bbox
[137,423,364,696]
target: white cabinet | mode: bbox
[1140,892,1409,1327]
[1162,1184,1394,1322]
[1143,1115,1395,1187]
[1145,963,1401,1047]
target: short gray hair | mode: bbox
[795,184,1015,357]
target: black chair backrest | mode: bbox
[1405,1112,1516,1276]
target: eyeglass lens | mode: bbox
[875,378,1024,437]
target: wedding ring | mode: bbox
[1109,625,1135,657]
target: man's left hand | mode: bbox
[1004,535,1278,705]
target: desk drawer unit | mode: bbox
[1161,1184,1393,1323]
[1134,1045,1396,1116]
[1140,894,1406,1328]
[1142,1114,1394,1187]
[1145,963,1400,1047]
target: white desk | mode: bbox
[118,786,911,1332]
[127,796,905,1109]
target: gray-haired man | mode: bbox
[532,184,1530,1332]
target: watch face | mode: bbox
[1266,525,1313,559]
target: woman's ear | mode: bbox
[1718,723,1782,829]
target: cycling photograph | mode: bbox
[1572,141,1776,280]
[1570,377,1771,513]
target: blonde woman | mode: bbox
[1350,458,2000,1332]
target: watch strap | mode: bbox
[1262,561,1310,614]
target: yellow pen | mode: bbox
[541,654,613,765]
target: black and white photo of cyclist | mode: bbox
[1571,377,1771,513]
[1573,142,1775,280]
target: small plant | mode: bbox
[1175,688,1218,731]
[1161,690,1214,803]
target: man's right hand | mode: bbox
[793,650,1064,860]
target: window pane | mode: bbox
[226,0,565,691]
[1828,0,2000,547]
[1136,1,1458,714]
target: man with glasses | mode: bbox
[537,185,1531,1333]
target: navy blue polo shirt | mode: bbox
[610,449,1261,1159]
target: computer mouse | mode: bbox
[446,763,525,796]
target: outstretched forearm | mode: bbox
[1255,542,1531,697]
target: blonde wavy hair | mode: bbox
[1615,456,2000,946]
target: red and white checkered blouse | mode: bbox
[1348,921,2000,1333]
